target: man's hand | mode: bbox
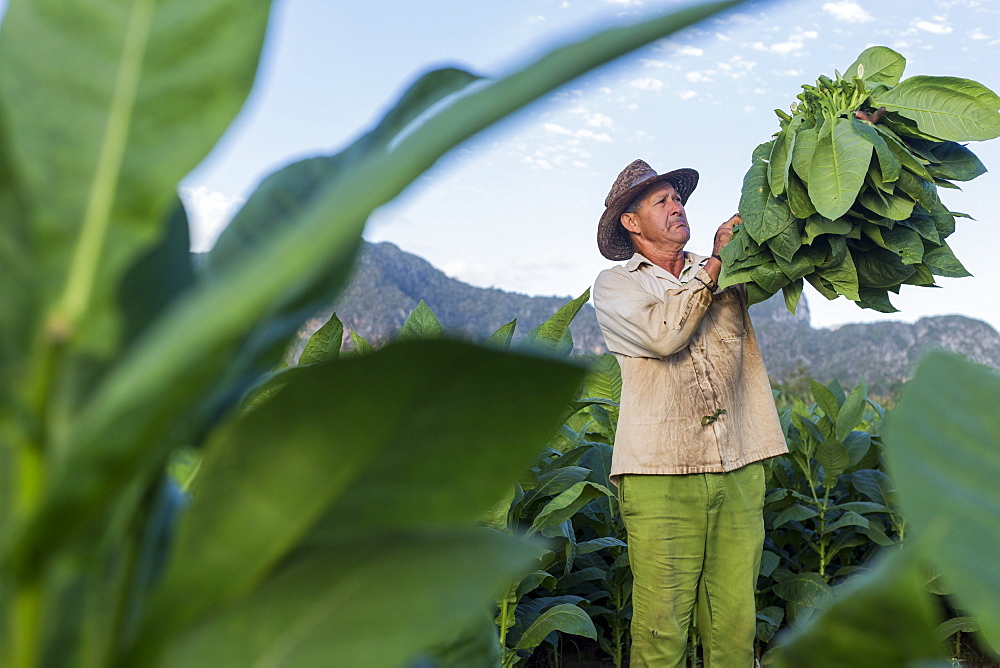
[713,213,742,256]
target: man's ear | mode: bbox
[620,212,640,234]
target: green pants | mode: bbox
[619,462,765,668]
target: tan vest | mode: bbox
[593,252,788,481]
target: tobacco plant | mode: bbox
[0,0,741,665]
[755,379,898,645]
[369,297,632,667]
[766,351,1000,666]
[722,46,1000,313]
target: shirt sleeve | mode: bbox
[593,267,716,359]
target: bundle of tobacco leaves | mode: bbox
[720,46,1000,313]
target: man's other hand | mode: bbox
[713,213,742,255]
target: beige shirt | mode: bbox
[593,251,788,480]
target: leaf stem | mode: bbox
[51,0,155,339]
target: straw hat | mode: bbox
[597,159,699,260]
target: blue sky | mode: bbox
[183,0,1000,331]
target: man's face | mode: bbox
[620,183,690,252]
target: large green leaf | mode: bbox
[487,319,517,348]
[790,126,818,184]
[768,547,945,666]
[583,354,622,403]
[774,242,824,282]
[850,287,895,312]
[763,210,802,262]
[527,481,611,535]
[137,339,584,650]
[922,241,971,278]
[521,289,590,355]
[514,603,597,650]
[850,117,900,183]
[886,351,1000,655]
[873,75,1000,142]
[873,125,934,181]
[844,46,906,86]
[9,0,741,565]
[768,120,799,197]
[782,278,804,314]
[0,0,270,355]
[808,117,873,219]
[297,312,343,365]
[921,140,988,181]
[852,246,916,289]
[858,187,915,221]
[835,382,868,441]
[750,261,792,294]
[898,211,941,245]
[785,170,816,219]
[894,168,939,211]
[200,71,482,380]
[117,199,195,350]
[817,440,850,486]
[867,224,924,266]
[0,122,38,382]
[815,238,860,301]
[155,530,542,668]
[802,215,852,245]
[851,469,895,507]
[522,467,592,506]
[772,573,832,609]
[738,154,771,244]
[398,300,445,340]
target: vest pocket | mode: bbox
[709,288,747,341]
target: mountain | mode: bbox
[323,241,607,353]
[320,241,1000,397]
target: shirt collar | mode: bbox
[625,251,709,273]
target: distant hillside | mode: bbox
[321,241,1000,396]
[325,241,607,353]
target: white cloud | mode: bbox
[822,1,874,23]
[716,55,756,79]
[685,71,714,82]
[752,27,819,55]
[586,112,613,127]
[576,129,612,142]
[677,90,698,101]
[597,87,613,94]
[606,0,641,5]
[629,77,664,91]
[179,186,244,252]
[522,155,553,169]
[915,19,953,34]
[775,69,804,76]
[675,45,704,57]
[970,28,990,40]
[744,105,757,113]
[542,121,611,142]
[716,32,733,41]
[526,15,546,23]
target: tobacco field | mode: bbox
[0,0,998,666]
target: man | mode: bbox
[592,159,788,667]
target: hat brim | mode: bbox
[597,168,699,261]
